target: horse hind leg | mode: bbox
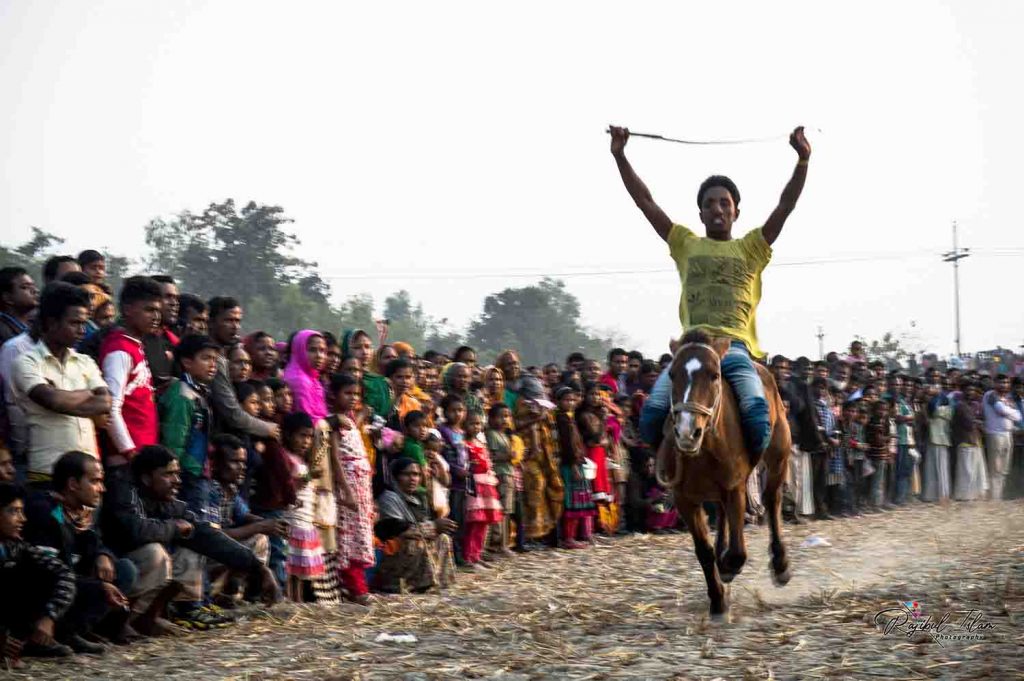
[717,486,747,584]
[763,455,791,586]
[681,500,728,619]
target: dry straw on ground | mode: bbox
[11,500,1024,680]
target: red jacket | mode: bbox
[99,328,158,455]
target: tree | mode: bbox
[856,330,925,370]
[0,227,66,274]
[467,278,622,366]
[143,199,341,338]
[380,290,465,353]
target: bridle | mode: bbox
[668,343,723,437]
[656,342,723,488]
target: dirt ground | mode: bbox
[8,499,1024,681]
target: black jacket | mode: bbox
[23,492,115,578]
[784,379,825,453]
[101,465,261,574]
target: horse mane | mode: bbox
[680,329,713,346]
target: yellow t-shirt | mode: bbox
[667,224,772,358]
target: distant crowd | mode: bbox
[0,252,1021,669]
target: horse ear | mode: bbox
[669,337,682,356]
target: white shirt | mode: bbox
[11,340,106,476]
[982,390,1021,435]
[0,332,36,456]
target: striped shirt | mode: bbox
[0,539,77,621]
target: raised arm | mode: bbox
[761,126,811,246]
[609,126,673,242]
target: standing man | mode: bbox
[982,374,1021,500]
[99,277,163,466]
[612,124,812,456]
[0,267,38,347]
[10,283,111,487]
[599,348,629,395]
[207,297,279,441]
[145,276,181,392]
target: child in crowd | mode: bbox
[555,386,595,549]
[256,382,277,421]
[385,359,421,430]
[0,446,14,482]
[266,378,294,416]
[281,411,324,601]
[439,394,472,564]
[812,377,843,518]
[235,381,262,420]
[462,410,503,568]
[0,483,78,666]
[630,454,678,533]
[159,334,220,517]
[609,395,632,533]
[326,373,375,604]
[424,432,451,518]
[577,384,614,533]
[867,399,897,511]
[485,402,524,554]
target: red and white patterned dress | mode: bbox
[334,420,375,570]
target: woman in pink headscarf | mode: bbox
[282,330,342,602]
[283,330,329,421]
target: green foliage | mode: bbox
[467,278,621,366]
[143,199,340,338]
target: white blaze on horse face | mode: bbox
[676,357,703,442]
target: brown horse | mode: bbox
[656,329,792,619]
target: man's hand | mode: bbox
[609,125,629,156]
[174,519,194,538]
[790,126,811,160]
[435,518,458,534]
[32,616,55,645]
[257,565,282,604]
[259,518,289,538]
[95,553,116,582]
[101,582,129,609]
[267,424,281,441]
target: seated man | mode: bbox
[24,451,135,653]
[609,125,811,454]
[204,434,287,607]
[101,445,278,635]
[0,483,77,666]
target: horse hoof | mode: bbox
[710,609,731,624]
[771,568,792,587]
[720,571,735,584]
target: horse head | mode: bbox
[668,329,725,457]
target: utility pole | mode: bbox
[941,221,970,357]
[816,326,825,360]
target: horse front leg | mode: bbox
[680,500,727,619]
[763,460,791,586]
[714,501,727,566]
[718,485,747,583]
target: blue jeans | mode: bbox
[893,445,913,504]
[254,508,287,587]
[639,341,771,455]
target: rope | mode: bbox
[605,127,822,146]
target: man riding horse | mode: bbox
[609,124,811,618]
[608,125,811,458]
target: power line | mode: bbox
[320,248,1021,281]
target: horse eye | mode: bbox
[709,372,720,381]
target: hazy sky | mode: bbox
[2,0,1022,360]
